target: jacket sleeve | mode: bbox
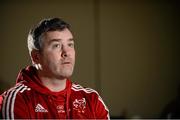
[0,95,3,118]
[94,93,110,119]
[0,90,30,119]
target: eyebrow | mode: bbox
[48,38,74,45]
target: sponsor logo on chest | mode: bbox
[56,105,65,113]
[35,103,48,112]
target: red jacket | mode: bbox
[0,66,109,119]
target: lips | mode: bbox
[61,58,72,65]
[63,62,70,64]
[62,61,71,65]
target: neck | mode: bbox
[37,72,67,92]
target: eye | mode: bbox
[68,43,74,48]
[52,43,61,49]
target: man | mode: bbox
[0,18,109,119]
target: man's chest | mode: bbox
[25,93,95,119]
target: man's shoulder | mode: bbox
[71,83,99,96]
[1,82,31,99]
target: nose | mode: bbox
[61,45,68,58]
[61,51,68,58]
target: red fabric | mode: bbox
[0,96,2,110]
[0,66,109,119]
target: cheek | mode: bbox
[71,50,75,58]
[41,51,59,64]
[71,52,75,63]
[73,51,75,57]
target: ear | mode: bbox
[31,50,41,64]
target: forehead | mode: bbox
[41,28,73,42]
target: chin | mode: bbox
[60,71,73,78]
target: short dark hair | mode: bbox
[27,18,70,54]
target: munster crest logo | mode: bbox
[73,98,86,113]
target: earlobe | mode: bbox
[31,50,40,64]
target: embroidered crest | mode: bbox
[73,98,86,113]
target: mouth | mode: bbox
[62,62,71,65]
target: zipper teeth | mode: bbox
[66,87,70,118]
[50,96,61,118]
[66,80,71,119]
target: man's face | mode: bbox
[37,28,75,79]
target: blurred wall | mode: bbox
[100,0,180,118]
[0,0,179,118]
